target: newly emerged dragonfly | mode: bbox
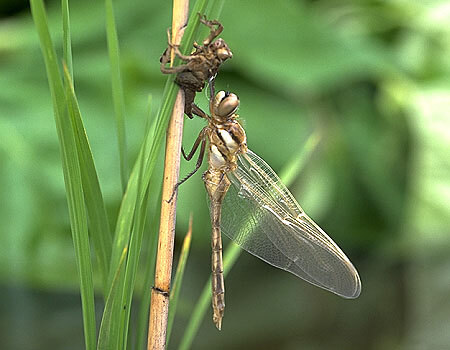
[180,85,361,329]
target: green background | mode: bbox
[1,0,450,349]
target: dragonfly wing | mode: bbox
[221,150,361,298]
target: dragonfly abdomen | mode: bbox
[211,223,225,330]
[204,169,231,330]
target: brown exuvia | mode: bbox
[160,14,232,118]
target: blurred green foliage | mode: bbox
[1,0,449,349]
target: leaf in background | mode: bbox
[221,0,395,94]
[399,79,450,349]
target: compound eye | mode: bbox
[214,91,239,118]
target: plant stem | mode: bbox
[147,1,189,349]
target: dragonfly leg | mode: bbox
[208,75,216,100]
[184,90,196,119]
[182,127,207,160]
[160,49,190,74]
[207,76,217,113]
[169,43,195,62]
[160,29,194,74]
[192,104,209,119]
[167,131,207,203]
[165,27,195,61]
[198,13,224,46]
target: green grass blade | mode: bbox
[98,109,157,350]
[278,132,322,185]
[63,65,113,296]
[97,247,128,350]
[61,0,112,295]
[61,0,72,79]
[105,0,128,193]
[178,132,322,350]
[119,128,152,349]
[134,215,159,350]
[97,163,143,350]
[135,114,162,350]
[98,266,126,350]
[204,0,225,29]
[30,1,96,349]
[166,216,193,346]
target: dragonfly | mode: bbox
[179,84,362,330]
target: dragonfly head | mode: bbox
[213,91,239,121]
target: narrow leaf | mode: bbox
[135,111,162,349]
[30,1,96,348]
[134,211,160,350]
[105,0,128,192]
[61,0,112,295]
[119,126,152,349]
[167,215,193,346]
[98,247,128,350]
[61,0,73,79]
[63,65,113,296]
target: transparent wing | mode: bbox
[221,149,361,298]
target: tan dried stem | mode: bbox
[147,1,189,349]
